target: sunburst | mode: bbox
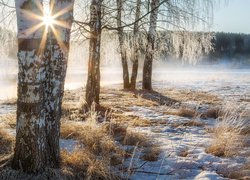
[19,1,73,54]
[43,13,55,28]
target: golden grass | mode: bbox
[162,88,221,105]
[0,114,16,128]
[201,107,221,119]
[141,146,161,161]
[217,162,250,179]
[61,149,118,180]
[122,130,150,147]
[61,122,119,155]
[178,149,189,157]
[205,109,247,157]
[60,115,161,179]
[182,120,205,127]
[111,113,168,128]
[165,107,197,118]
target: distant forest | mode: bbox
[0,27,250,63]
[210,32,250,60]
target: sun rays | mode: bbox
[43,13,55,28]
[19,1,73,54]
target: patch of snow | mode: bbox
[194,171,225,180]
[59,139,79,153]
[124,105,248,179]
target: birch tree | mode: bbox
[116,0,130,89]
[142,0,215,90]
[44,0,75,167]
[130,0,141,90]
[142,0,159,90]
[12,0,48,172]
[86,0,102,106]
[12,0,75,172]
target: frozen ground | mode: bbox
[124,106,249,179]
[0,64,249,179]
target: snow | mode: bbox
[125,104,247,179]
[0,64,249,179]
[59,139,79,153]
[194,171,225,180]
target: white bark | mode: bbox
[44,0,75,167]
[12,0,48,172]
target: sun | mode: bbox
[43,13,55,28]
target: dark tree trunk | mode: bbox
[12,0,48,172]
[130,0,141,90]
[116,0,130,89]
[142,0,159,91]
[44,0,74,168]
[86,0,102,106]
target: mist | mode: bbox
[1,43,249,101]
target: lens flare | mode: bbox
[43,14,55,28]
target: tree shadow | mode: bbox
[132,89,179,106]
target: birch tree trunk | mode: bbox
[142,0,159,90]
[44,0,74,167]
[116,0,130,89]
[86,0,102,106]
[130,0,141,90]
[12,0,48,172]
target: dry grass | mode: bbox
[205,109,247,157]
[122,130,150,147]
[162,88,221,105]
[112,113,167,128]
[217,162,250,179]
[1,99,17,105]
[141,146,161,161]
[60,114,161,179]
[61,149,118,180]
[165,107,197,118]
[0,114,16,128]
[61,121,119,155]
[178,148,189,157]
[60,115,123,179]
[129,117,152,127]
[201,107,221,119]
[182,120,205,127]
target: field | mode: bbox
[0,64,249,179]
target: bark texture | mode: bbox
[142,0,159,90]
[130,0,141,90]
[12,0,75,172]
[44,0,74,168]
[86,0,102,106]
[12,0,48,172]
[116,0,130,89]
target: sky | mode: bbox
[212,0,250,33]
[0,0,249,34]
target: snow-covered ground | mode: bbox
[124,106,249,179]
[0,64,249,179]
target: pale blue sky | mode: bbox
[1,0,249,34]
[213,0,250,33]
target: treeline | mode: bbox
[0,27,16,58]
[1,28,250,62]
[114,31,250,64]
[210,32,250,59]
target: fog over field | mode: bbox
[1,54,249,100]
